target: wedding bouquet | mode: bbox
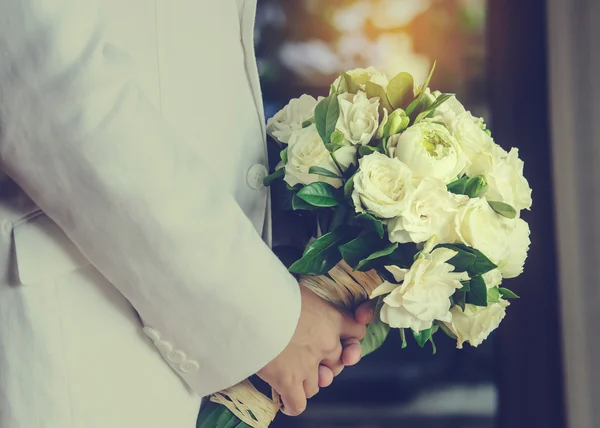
[197,64,532,428]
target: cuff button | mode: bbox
[179,360,199,373]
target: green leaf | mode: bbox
[262,168,284,187]
[315,95,340,145]
[358,145,382,158]
[440,243,497,276]
[406,61,437,117]
[342,72,361,94]
[447,176,469,195]
[329,204,349,232]
[280,148,288,165]
[288,227,353,275]
[308,166,342,179]
[465,175,488,198]
[487,286,501,303]
[499,287,520,299]
[400,328,408,348]
[339,231,384,268]
[413,328,433,348]
[488,200,518,219]
[460,279,471,292]
[385,243,419,269]
[360,297,390,357]
[467,248,497,276]
[365,81,393,113]
[344,174,355,199]
[444,246,477,272]
[417,61,436,99]
[302,117,315,128]
[356,243,399,271]
[414,93,455,123]
[297,182,340,208]
[318,209,334,235]
[466,275,488,307]
[454,290,467,311]
[355,213,385,238]
[292,193,319,211]
[386,72,414,109]
[196,401,253,428]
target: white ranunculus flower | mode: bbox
[333,66,390,91]
[336,91,380,146]
[447,300,510,348]
[449,111,495,163]
[432,95,467,125]
[499,218,531,278]
[266,94,318,144]
[482,269,503,288]
[467,145,533,212]
[387,121,468,183]
[371,248,469,332]
[284,125,342,188]
[388,177,467,244]
[454,197,510,267]
[351,152,416,219]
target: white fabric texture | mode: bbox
[0,0,301,426]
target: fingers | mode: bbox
[304,370,320,399]
[321,339,344,375]
[280,383,307,417]
[340,316,367,341]
[355,300,377,325]
[341,338,362,366]
[318,364,334,388]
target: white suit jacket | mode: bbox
[0,0,300,398]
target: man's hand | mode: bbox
[257,287,367,416]
[316,299,376,388]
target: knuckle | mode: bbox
[280,375,298,392]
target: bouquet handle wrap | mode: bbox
[206,260,384,428]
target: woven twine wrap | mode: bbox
[209,260,384,427]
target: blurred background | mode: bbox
[255,0,598,427]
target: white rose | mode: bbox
[467,145,533,212]
[371,248,469,332]
[482,269,503,288]
[447,300,509,348]
[333,66,389,91]
[454,197,510,266]
[266,94,318,144]
[499,218,531,278]
[351,152,416,219]
[336,91,380,146]
[387,121,469,183]
[388,176,467,244]
[449,111,495,163]
[284,125,342,188]
[332,145,359,172]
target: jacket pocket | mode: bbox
[12,211,91,285]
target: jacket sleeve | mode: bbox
[0,0,301,397]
